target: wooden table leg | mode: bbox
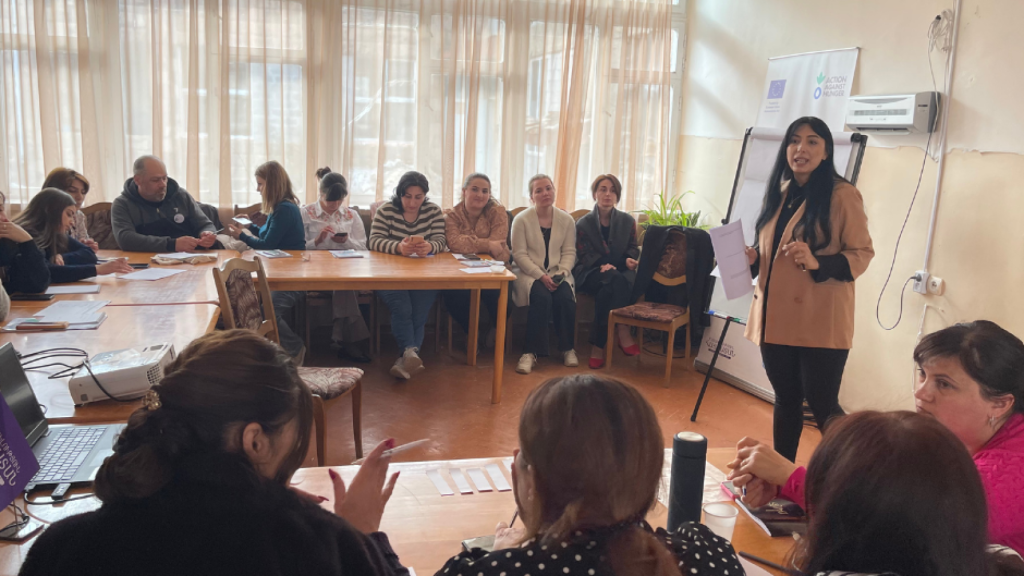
[467,289,481,367]
[492,283,508,404]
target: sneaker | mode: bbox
[390,357,411,380]
[563,349,579,367]
[516,353,537,374]
[402,347,425,375]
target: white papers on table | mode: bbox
[426,469,455,496]
[120,268,187,281]
[256,250,292,258]
[709,219,754,300]
[45,284,100,295]
[154,252,202,260]
[3,300,109,331]
[449,469,475,494]
[460,267,492,274]
[739,558,773,576]
[484,463,512,491]
[466,468,493,492]
[329,250,364,259]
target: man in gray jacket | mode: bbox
[112,155,218,252]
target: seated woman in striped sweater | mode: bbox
[368,171,447,380]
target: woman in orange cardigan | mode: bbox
[744,116,874,461]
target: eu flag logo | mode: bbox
[767,80,786,100]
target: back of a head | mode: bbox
[800,411,995,576]
[518,374,680,576]
[914,320,1024,415]
[95,330,312,502]
[316,166,348,202]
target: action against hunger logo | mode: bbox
[814,71,847,100]
[767,80,786,99]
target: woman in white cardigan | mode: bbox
[511,174,578,374]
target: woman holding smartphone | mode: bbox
[744,116,874,462]
[510,174,578,375]
[302,167,371,363]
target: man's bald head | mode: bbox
[133,155,169,202]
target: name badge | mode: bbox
[173,213,185,224]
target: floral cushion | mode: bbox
[225,268,264,331]
[86,209,119,250]
[656,230,687,278]
[297,367,362,400]
[612,301,687,323]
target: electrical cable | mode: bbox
[23,492,96,506]
[19,347,137,403]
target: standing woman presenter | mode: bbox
[745,116,874,462]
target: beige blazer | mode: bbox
[745,181,874,349]
[510,207,576,307]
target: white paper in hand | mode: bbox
[709,219,754,300]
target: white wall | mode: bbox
[676,0,1024,411]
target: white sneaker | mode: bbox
[390,357,411,380]
[516,353,537,374]
[563,349,579,367]
[402,347,425,375]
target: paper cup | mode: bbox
[702,502,739,541]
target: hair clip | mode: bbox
[143,389,162,411]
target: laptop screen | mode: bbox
[0,343,49,446]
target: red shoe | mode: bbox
[589,357,605,369]
[619,343,641,356]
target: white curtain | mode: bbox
[0,0,673,213]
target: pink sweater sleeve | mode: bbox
[778,466,807,510]
[975,448,1024,552]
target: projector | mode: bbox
[68,343,176,405]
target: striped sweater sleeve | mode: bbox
[369,206,402,255]
[423,204,448,255]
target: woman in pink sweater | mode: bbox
[728,320,1024,554]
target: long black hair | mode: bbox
[754,116,849,252]
[13,188,76,262]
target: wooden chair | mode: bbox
[233,202,261,216]
[81,202,118,250]
[570,208,589,221]
[606,230,689,387]
[509,206,527,219]
[212,256,363,465]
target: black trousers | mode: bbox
[760,343,849,462]
[442,289,507,335]
[524,281,576,356]
[578,269,632,348]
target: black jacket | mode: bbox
[43,237,99,284]
[20,455,408,576]
[111,177,216,252]
[0,239,50,294]
[572,205,640,287]
[631,225,715,344]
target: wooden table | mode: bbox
[1,304,221,423]
[0,449,791,575]
[8,250,234,307]
[254,250,515,404]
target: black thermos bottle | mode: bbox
[666,431,708,532]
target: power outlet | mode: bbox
[927,275,946,296]
[913,270,930,295]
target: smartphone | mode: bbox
[460,254,481,260]
[552,274,565,285]
[332,232,349,242]
[232,216,253,227]
[10,294,54,301]
[129,263,150,270]
[461,535,495,553]
[408,235,425,244]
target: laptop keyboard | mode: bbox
[33,427,106,483]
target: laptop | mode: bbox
[0,343,125,495]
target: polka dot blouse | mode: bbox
[435,521,743,576]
